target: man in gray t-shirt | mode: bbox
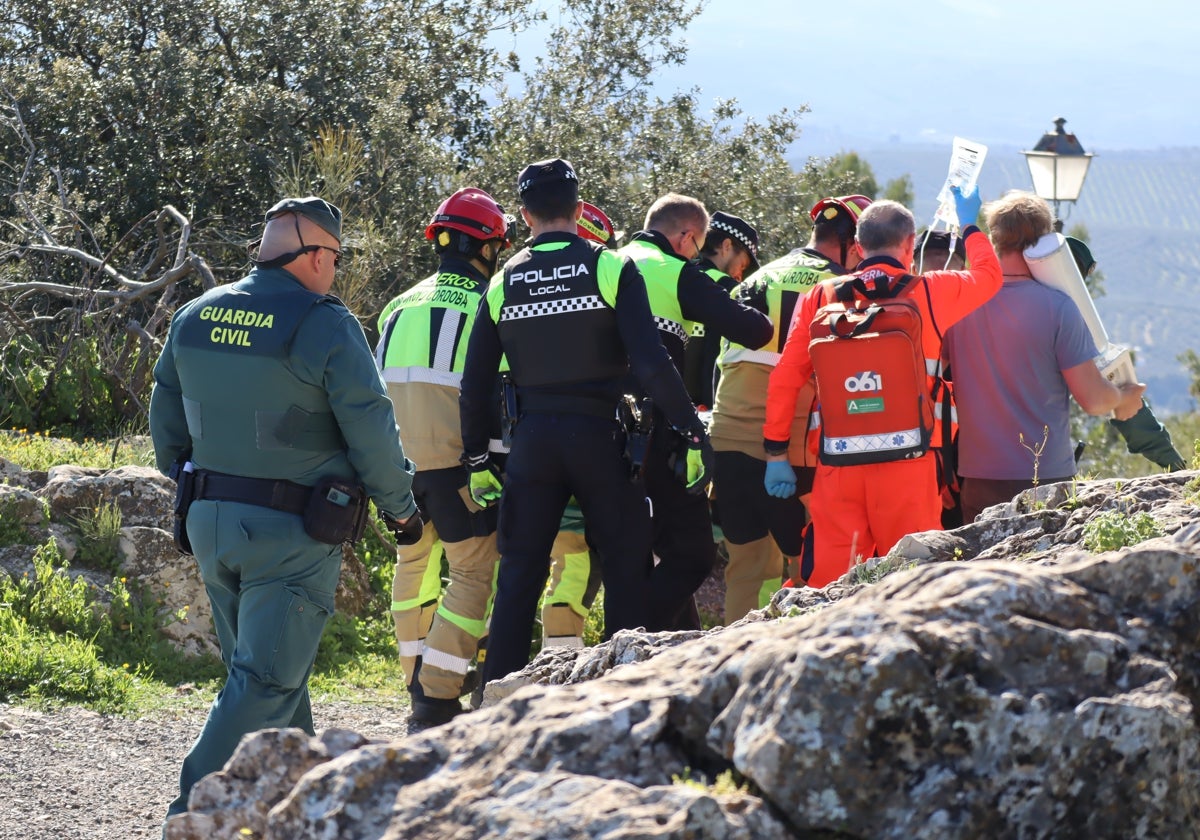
[943,191,1145,523]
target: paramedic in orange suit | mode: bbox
[761,189,1001,586]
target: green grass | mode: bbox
[0,428,155,472]
[0,496,38,546]
[71,499,124,573]
[847,556,916,586]
[0,538,224,712]
[672,767,751,796]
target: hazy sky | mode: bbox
[535,0,1200,154]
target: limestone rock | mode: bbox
[175,467,1200,838]
[42,464,174,529]
[165,727,370,840]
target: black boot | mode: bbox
[466,635,489,709]
[409,656,464,726]
[411,695,464,725]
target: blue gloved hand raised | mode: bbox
[763,460,797,499]
[951,184,982,228]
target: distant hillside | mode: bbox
[795,144,1200,414]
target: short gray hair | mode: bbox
[856,200,915,252]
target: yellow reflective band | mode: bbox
[543,551,591,614]
[578,216,610,243]
[434,604,488,639]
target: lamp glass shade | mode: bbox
[1023,150,1094,202]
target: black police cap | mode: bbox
[708,211,761,273]
[517,158,579,196]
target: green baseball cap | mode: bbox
[265,196,342,242]
[1065,236,1096,276]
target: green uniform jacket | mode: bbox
[150,266,417,520]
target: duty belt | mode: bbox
[192,470,311,515]
[519,392,616,419]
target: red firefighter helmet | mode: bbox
[809,194,872,224]
[577,200,616,247]
[425,188,514,246]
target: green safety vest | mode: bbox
[720,248,843,368]
[375,267,488,388]
[619,239,695,359]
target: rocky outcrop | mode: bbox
[0,457,385,657]
[167,471,1200,839]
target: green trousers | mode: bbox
[164,500,341,821]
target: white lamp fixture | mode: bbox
[1021,117,1095,223]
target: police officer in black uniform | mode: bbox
[684,211,762,408]
[459,159,710,684]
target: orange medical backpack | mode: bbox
[808,270,938,466]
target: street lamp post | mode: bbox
[1021,117,1095,229]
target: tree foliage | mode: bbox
[0,0,877,436]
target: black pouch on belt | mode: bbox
[168,450,196,555]
[303,476,369,545]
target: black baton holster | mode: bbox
[616,395,654,481]
[500,374,519,449]
[168,450,196,555]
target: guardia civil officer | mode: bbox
[620,195,773,631]
[150,197,422,828]
[375,187,513,725]
[459,159,709,684]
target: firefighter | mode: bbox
[151,196,422,824]
[459,159,709,684]
[710,196,868,620]
[763,188,1002,585]
[375,187,514,724]
[619,194,773,631]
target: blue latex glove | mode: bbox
[763,460,797,499]
[468,462,504,508]
[951,184,982,228]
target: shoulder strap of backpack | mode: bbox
[836,271,916,303]
[919,275,943,343]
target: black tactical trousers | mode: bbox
[643,423,718,631]
[482,412,653,685]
